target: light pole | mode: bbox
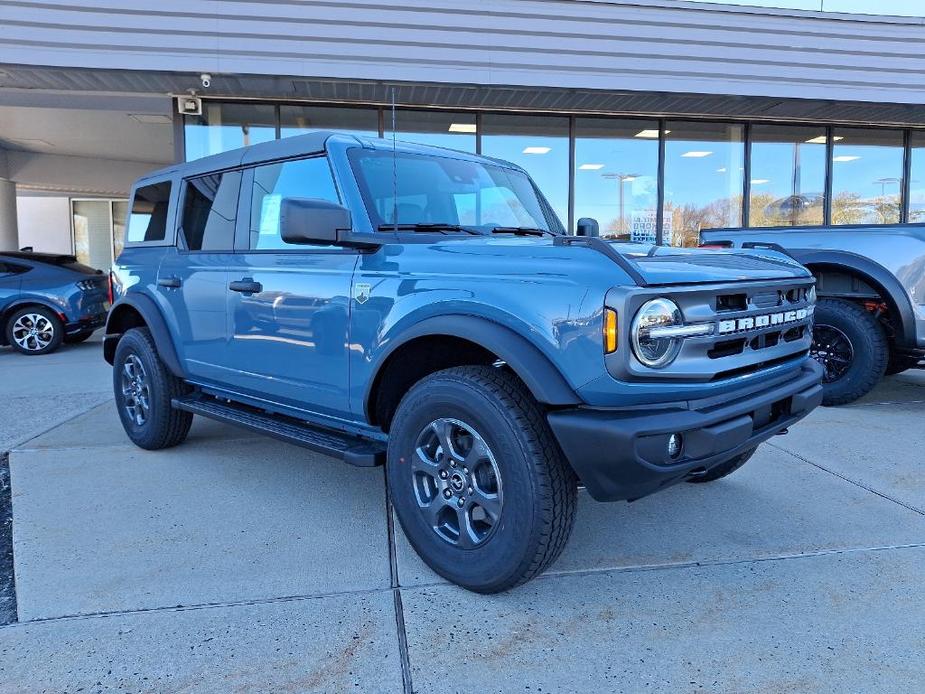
[602,173,639,234]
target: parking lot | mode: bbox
[0,335,923,693]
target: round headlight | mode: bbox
[631,298,683,368]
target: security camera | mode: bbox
[200,73,212,89]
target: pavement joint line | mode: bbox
[768,442,925,517]
[11,435,267,454]
[384,478,414,694]
[530,542,925,585]
[5,543,924,629]
[845,399,925,408]
[5,394,112,451]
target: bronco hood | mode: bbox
[602,241,810,286]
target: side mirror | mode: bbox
[280,197,352,245]
[576,217,599,238]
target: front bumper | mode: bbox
[548,360,823,502]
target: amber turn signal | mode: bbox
[604,308,618,354]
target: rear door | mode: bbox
[224,155,358,417]
[157,171,242,383]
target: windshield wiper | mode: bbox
[378,223,479,235]
[489,226,552,237]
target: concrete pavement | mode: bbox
[1,338,923,692]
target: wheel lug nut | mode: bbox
[468,486,473,494]
[449,460,456,468]
[463,467,468,474]
[457,497,465,508]
[443,489,452,499]
[439,470,448,479]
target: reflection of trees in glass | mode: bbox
[831,192,901,225]
[749,192,824,227]
[665,196,742,247]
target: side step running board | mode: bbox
[172,396,385,467]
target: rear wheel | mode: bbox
[113,327,192,450]
[5,306,63,355]
[810,298,887,406]
[387,365,577,593]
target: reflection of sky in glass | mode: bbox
[663,123,744,245]
[749,125,827,226]
[393,110,476,153]
[689,0,923,15]
[481,114,570,228]
[185,103,275,160]
[280,106,378,141]
[573,118,659,239]
[831,128,904,224]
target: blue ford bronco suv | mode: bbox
[106,132,823,592]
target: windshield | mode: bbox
[349,149,562,233]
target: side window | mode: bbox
[248,157,339,249]
[181,172,241,251]
[126,181,172,243]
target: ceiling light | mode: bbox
[635,129,667,139]
[681,151,713,158]
[448,123,476,133]
[522,146,551,155]
[129,114,173,125]
[805,135,844,144]
[716,167,727,173]
[579,163,605,170]
[751,179,770,185]
[833,155,860,162]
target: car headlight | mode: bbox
[631,298,684,368]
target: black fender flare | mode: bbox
[103,293,185,377]
[791,249,917,348]
[364,314,582,420]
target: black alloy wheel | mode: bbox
[810,323,854,384]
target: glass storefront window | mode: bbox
[184,102,276,161]
[573,118,659,242]
[391,110,476,152]
[663,122,745,246]
[481,114,570,227]
[909,132,925,222]
[72,198,130,269]
[831,128,904,225]
[281,105,379,140]
[749,124,827,227]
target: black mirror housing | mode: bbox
[576,217,600,238]
[280,197,352,245]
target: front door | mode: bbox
[223,156,357,418]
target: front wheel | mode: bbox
[113,327,192,450]
[387,366,577,593]
[810,298,888,406]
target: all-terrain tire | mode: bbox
[5,306,64,355]
[387,365,578,593]
[113,327,192,450]
[686,447,757,484]
[812,298,888,406]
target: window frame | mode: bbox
[177,170,243,254]
[236,153,349,253]
[122,178,176,249]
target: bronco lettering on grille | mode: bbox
[717,308,809,335]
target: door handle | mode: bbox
[229,279,263,294]
[158,276,181,288]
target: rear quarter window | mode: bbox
[126,181,172,244]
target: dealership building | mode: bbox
[1,0,925,268]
